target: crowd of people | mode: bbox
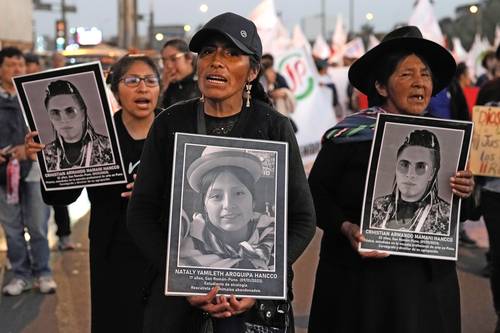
[1,9,500,333]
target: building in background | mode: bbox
[0,0,33,50]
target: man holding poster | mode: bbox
[473,78,500,330]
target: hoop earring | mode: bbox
[200,94,204,102]
[245,83,252,107]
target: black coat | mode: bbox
[160,72,200,109]
[127,98,316,332]
[307,138,460,333]
[42,111,149,333]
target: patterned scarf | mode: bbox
[323,107,386,144]
[181,212,275,270]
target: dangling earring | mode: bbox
[245,83,252,107]
[200,94,205,102]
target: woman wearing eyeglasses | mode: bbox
[160,39,200,108]
[42,80,112,170]
[27,55,161,332]
[371,130,450,235]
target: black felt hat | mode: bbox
[348,26,456,96]
[189,12,262,60]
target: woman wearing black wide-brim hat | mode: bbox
[307,26,474,333]
[127,12,316,332]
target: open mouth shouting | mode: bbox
[206,73,228,86]
[134,97,152,109]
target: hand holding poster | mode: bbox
[359,114,473,260]
[470,105,500,177]
[14,62,127,190]
[165,133,288,299]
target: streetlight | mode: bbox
[155,33,164,41]
[200,4,208,13]
[469,4,481,36]
[184,24,192,32]
[366,12,374,21]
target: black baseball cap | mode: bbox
[189,12,262,60]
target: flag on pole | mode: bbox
[494,25,500,48]
[451,37,468,63]
[367,34,380,50]
[249,0,291,56]
[343,37,365,60]
[467,34,486,79]
[312,34,331,59]
[292,25,311,53]
[330,14,347,65]
[408,0,445,46]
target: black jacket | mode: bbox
[308,136,460,333]
[41,111,149,333]
[160,72,200,109]
[127,98,316,332]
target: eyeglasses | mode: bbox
[120,76,159,87]
[162,53,185,64]
[396,160,430,176]
[48,107,80,121]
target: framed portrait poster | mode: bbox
[359,114,473,260]
[13,62,127,190]
[165,133,288,299]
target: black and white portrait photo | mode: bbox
[360,114,473,260]
[179,145,276,270]
[165,133,288,298]
[370,128,451,235]
[14,62,127,190]
[41,79,113,171]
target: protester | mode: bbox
[24,52,76,251]
[127,12,315,332]
[476,50,497,87]
[27,54,160,332]
[0,47,55,296]
[260,53,289,91]
[315,59,344,120]
[160,38,200,108]
[307,26,474,333]
[260,55,297,132]
[25,53,43,74]
[428,61,476,247]
[51,52,66,69]
[475,78,500,332]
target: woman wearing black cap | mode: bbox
[307,26,474,333]
[127,12,315,333]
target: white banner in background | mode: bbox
[275,48,336,167]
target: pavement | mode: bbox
[0,207,496,332]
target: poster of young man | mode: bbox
[165,133,288,299]
[359,114,473,260]
[13,62,127,190]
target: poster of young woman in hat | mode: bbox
[13,62,127,190]
[165,133,288,299]
[359,114,472,260]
